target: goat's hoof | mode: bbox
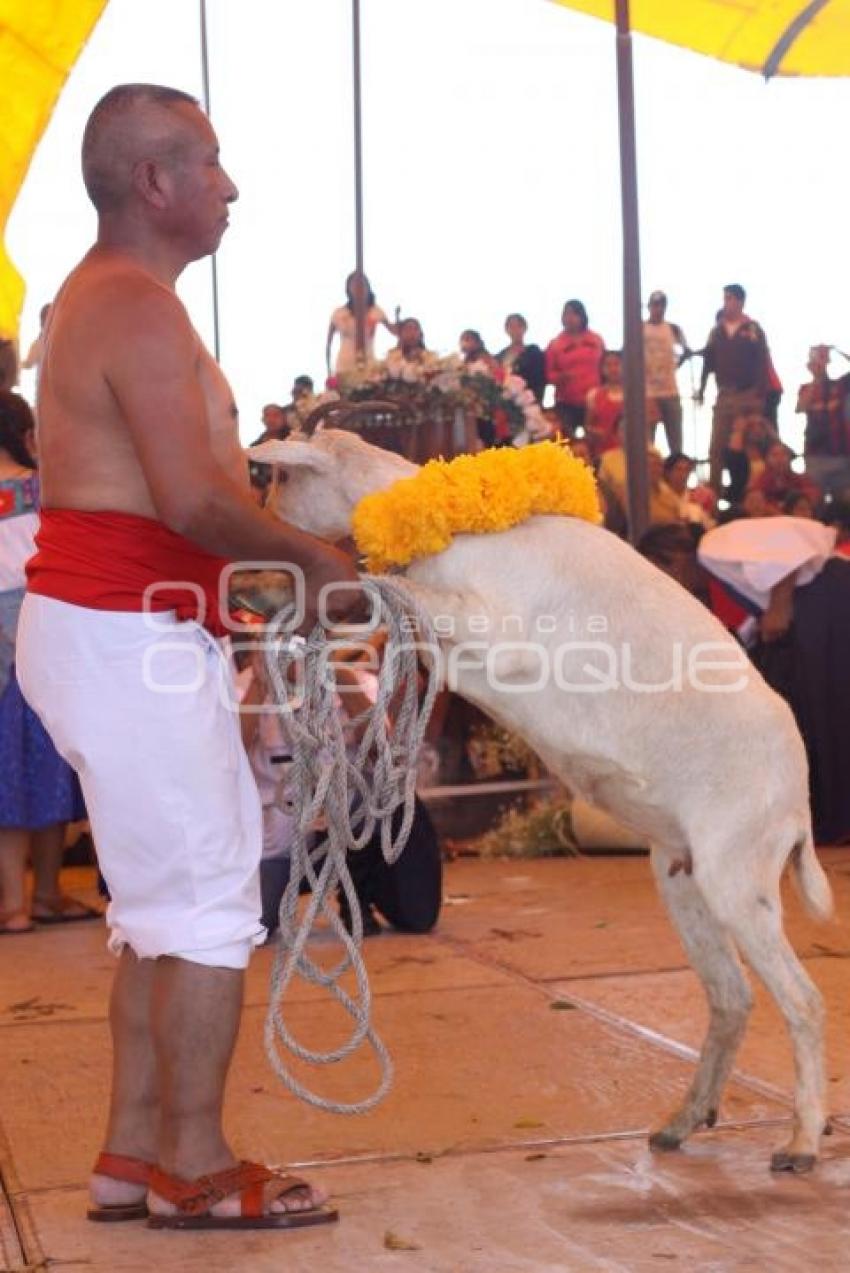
[824,1119,834,1137]
[649,1129,682,1152]
[702,1108,718,1129]
[770,1150,816,1174]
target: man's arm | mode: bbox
[103,281,361,610]
[760,571,797,644]
[754,325,770,397]
[696,329,715,401]
[671,323,692,367]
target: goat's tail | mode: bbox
[790,831,834,922]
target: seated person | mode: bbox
[723,410,777,504]
[662,452,716,528]
[748,441,820,514]
[637,521,708,603]
[598,441,682,531]
[238,636,442,938]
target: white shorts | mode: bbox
[16,594,265,969]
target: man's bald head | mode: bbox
[82,84,202,213]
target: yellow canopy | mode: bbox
[0,0,107,337]
[549,1,850,78]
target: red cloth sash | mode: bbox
[26,509,230,636]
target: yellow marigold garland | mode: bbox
[352,441,601,572]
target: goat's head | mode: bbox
[248,428,419,541]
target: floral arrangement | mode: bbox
[330,353,549,443]
[351,440,601,572]
[467,722,540,780]
[473,796,578,860]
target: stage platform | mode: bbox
[3,851,850,1271]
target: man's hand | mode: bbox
[760,605,792,644]
[760,574,796,644]
[301,542,368,634]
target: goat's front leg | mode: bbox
[648,847,753,1151]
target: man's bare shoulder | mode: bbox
[58,256,197,351]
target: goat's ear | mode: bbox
[246,440,333,472]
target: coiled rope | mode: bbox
[262,576,438,1114]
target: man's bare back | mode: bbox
[38,248,245,518]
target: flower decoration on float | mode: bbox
[352,440,601,573]
[330,353,551,443]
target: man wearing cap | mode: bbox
[697,283,769,493]
[643,291,689,454]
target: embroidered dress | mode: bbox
[0,473,38,691]
[0,474,85,828]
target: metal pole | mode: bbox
[352,0,367,358]
[615,0,649,544]
[199,0,222,363]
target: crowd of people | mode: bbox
[259,274,850,542]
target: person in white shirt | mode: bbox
[325,271,398,375]
[643,290,689,453]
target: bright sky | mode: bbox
[8,0,850,454]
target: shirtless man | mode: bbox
[17,84,357,1231]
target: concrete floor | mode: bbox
[3,851,850,1272]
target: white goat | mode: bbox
[253,427,833,1172]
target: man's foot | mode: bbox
[88,1152,154,1222]
[31,893,103,925]
[0,910,34,936]
[146,1161,337,1229]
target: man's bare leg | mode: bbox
[0,829,32,931]
[148,957,325,1217]
[90,949,159,1208]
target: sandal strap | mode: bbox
[93,1152,152,1186]
[149,1161,285,1218]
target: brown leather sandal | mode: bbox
[146,1160,339,1230]
[87,1152,152,1222]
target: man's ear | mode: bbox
[132,159,168,209]
[246,439,333,472]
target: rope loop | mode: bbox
[263,576,438,1114]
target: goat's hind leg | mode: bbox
[648,846,753,1152]
[719,890,826,1174]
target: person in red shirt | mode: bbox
[749,441,820,513]
[545,300,604,438]
[585,349,624,459]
